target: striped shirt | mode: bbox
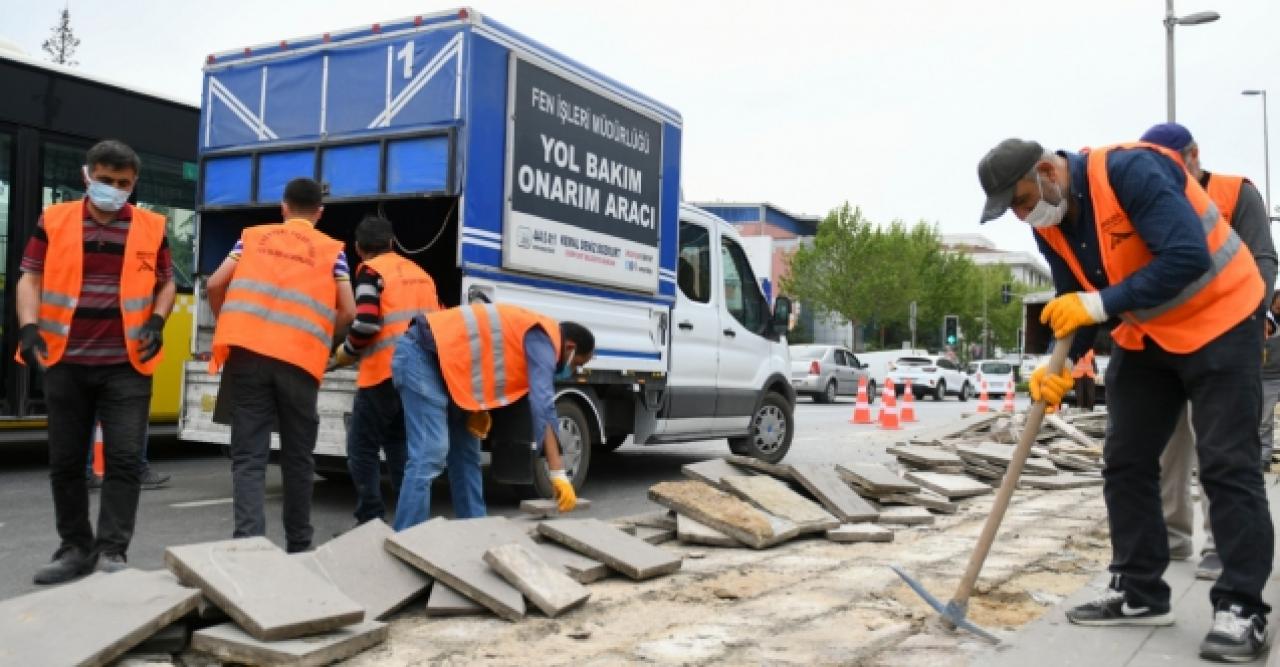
[20,201,174,365]
[341,263,384,356]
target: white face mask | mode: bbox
[1025,173,1068,229]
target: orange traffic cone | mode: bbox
[92,422,105,477]
[877,377,901,430]
[849,375,874,424]
[976,379,991,414]
[900,376,918,423]
[1002,383,1016,413]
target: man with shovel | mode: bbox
[976,138,1272,662]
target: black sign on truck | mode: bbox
[504,57,662,293]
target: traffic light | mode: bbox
[944,315,959,345]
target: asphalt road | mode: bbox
[0,393,1026,600]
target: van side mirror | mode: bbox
[771,296,792,329]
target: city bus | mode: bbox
[0,44,198,440]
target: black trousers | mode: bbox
[45,363,152,557]
[1074,377,1096,410]
[345,379,407,524]
[224,347,320,552]
[1104,311,1274,616]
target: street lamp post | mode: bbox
[1243,89,1271,217]
[1164,1,1221,122]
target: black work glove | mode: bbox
[138,314,165,362]
[19,323,47,369]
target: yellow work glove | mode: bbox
[326,346,358,372]
[549,469,577,512]
[466,411,492,439]
[1040,292,1107,339]
[1029,364,1073,410]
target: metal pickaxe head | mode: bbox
[890,564,1001,644]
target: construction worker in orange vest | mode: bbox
[205,177,356,553]
[978,138,1271,661]
[390,302,595,530]
[1071,348,1098,411]
[17,139,175,584]
[1139,123,1278,582]
[327,215,440,525]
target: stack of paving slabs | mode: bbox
[954,442,1103,490]
[166,537,387,666]
[649,479,801,548]
[885,444,966,474]
[835,461,957,515]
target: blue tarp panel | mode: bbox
[258,150,315,202]
[203,156,253,206]
[387,136,449,194]
[322,143,380,198]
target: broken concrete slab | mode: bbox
[649,480,801,548]
[634,525,676,545]
[192,620,387,667]
[1044,413,1101,449]
[196,596,229,622]
[297,519,431,620]
[631,510,677,531]
[956,443,1059,476]
[827,523,894,543]
[1019,474,1105,490]
[0,569,200,667]
[885,445,965,470]
[877,506,936,526]
[538,518,682,580]
[721,474,839,533]
[837,463,919,496]
[902,471,994,499]
[791,463,880,522]
[425,582,486,617]
[128,620,191,655]
[165,537,364,641]
[881,491,959,514]
[724,454,795,480]
[676,514,740,547]
[537,540,611,584]
[385,518,530,621]
[484,543,590,617]
[520,498,593,518]
[681,458,756,490]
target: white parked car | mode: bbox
[967,360,1016,397]
[887,356,972,401]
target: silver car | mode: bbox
[789,345,875,404]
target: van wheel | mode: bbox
[531,400,592,499]
[727,392,793,464]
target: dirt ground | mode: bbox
[346,486,1110,666]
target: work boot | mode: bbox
[33,546,97,585]
[98,552,128,573]
[1199,602,1267,663]
[139,468,171,490]
[1196,552,1224,581]
[1065,576,1173,627]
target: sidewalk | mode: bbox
[979,474,1280,666]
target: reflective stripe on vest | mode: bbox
[355,253,439,388]
[226,278,337,323]
[426,303,561,411]
[459,304,509,405]
[220,301,333,347]
[41,291,77,308]
[1128,230,1243,322]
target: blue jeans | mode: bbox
[390,331,486,531]
[346,379,408,524]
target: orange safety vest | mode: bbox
[18,202,167,375]
[1072,349,1096,379]
[427,303,561,411]
[1035,142,1263,354]
[209,220,344,382]
[1205,173,1245,226]
[355,252,440,388]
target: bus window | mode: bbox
[41,140,88,207]
[135,152,196,291]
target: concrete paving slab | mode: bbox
[886,445,965,470]
[903,471,994,499]
[634,526,676,545]
[297,519,431,620]
[425,582,486,617]
[676,514,740,547]
[681,458,756,490]
[792,463,881,522]
[881,491,959,514]
[724,454,795,480]
[877,506,935,526]
[956,443,1059,475]
[165,537,364,641]
[827,523,894,543]
[537,540,611,584]
[384,518,528,621]
[192,620,386,667]
[649,480,800,548]
[721,474,840,533]
[0,569,200,667]
[538,518,682,580]
[1019,474,1105,490]
[519,498,592,518]
[1044,414,1101,449]
[631,510,677,531]
[127,620,190,654]
[484,543,590,617]
[838,463,920,496]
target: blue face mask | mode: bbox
[554,362,574,382]
[84,167,130,212]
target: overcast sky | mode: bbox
[2,0,1277,258]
